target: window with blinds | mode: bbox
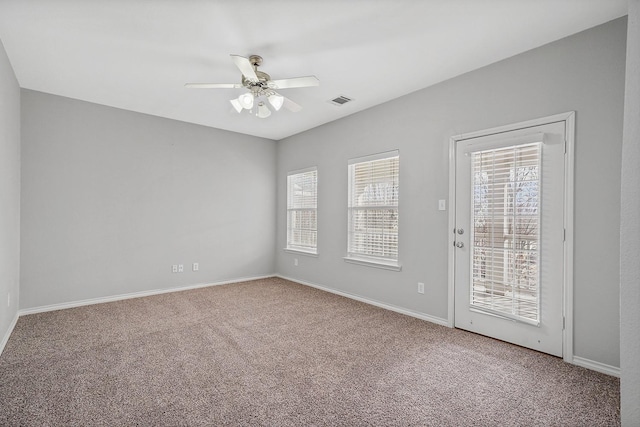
[287,167,318,254]
[471,142,541,323]
[346,151,400,269]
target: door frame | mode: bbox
[447,111,575,363]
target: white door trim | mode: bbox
[447,112,575,363]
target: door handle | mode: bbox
[455,241,464,248]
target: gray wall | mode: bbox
[0,38,20,346]
[20,90,276,309]
[621,1,640,424]
[276,18,627,368]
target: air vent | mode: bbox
[329,95,353,106]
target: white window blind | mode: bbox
[471,142,541,323]
[347,151,399,268]
[287,167,318,254]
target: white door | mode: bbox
[453,120,567,357]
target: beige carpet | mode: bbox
[0,277,619,426]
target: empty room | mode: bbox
[1,1,638,426]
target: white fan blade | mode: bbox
[283,96,302,112]
[184,83,242,89]
[230,54,258,81]
[269,76,319,89]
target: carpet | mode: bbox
[0,277,619,426]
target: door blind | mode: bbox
[470,142,541,323]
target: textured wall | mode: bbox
[621,1,640,424]
[0,37,20,350]
[276,18,627,368]
[20,91,276,309]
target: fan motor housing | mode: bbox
[249,55,263,67]
[242,71,271,89]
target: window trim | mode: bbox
[284,248,319,257]
[345,150,400,270]
[286,166,318,255]
[343,255,402,271]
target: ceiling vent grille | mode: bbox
[329,95,353,106]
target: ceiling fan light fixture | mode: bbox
[230,98,243,113]
[257,102,271,119]
[238,92,254,110]
[268,93,284,111]
[185,54,319,118]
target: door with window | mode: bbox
[453,118,570,357]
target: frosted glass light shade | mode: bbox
[230,98,242,113]
[238,92,254,109]
[268,93,284,111]
[257,102,271,118]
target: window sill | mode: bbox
[343,256,402,271]
[284,248,319,257]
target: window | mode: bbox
[346,151,400,270]
[471,142,541,322]
[286,167,318,254]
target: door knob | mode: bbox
[456,241,464,248]
[457,228,464,235]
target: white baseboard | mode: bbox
[276,274,449,327]
[18,274,276,316]
[0,313,19,356]
[9,273,621,379]
[572,356,620,378]
[275,276,621,378]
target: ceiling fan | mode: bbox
[185,55,319,118]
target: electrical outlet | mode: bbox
[418,282,425,294]
[172,265,178,273]
[178,264,184,273]
[438,200,446,211]
[192,262,199,271]
[294,258,298,266]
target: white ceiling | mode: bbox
[0,1,628,140]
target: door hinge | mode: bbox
[563,228,566,241]
[563,316,566,330]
